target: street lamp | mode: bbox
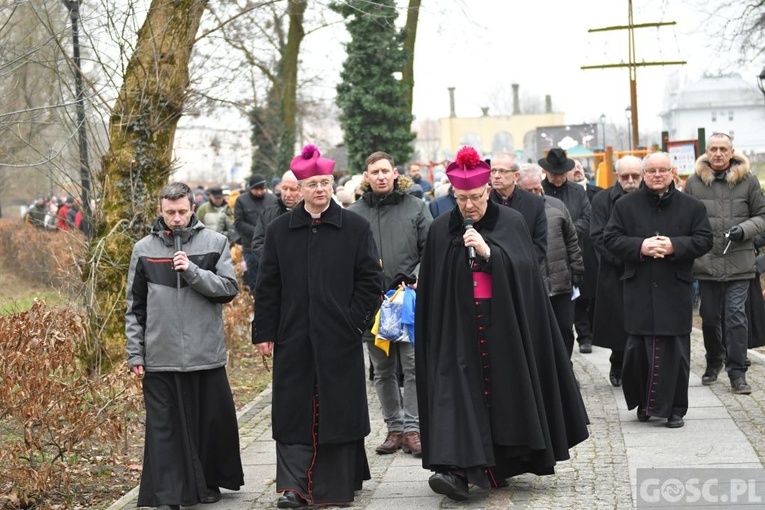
[599,113,607,148]
[758,67,765,104]
[625,106,632,151]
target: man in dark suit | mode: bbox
[489,152,547,263]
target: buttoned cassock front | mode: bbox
[252,200,383,445]
[602,184,713,336]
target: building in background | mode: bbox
[661,73,765,158]
[435,85,564,162]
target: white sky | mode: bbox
[301,0,761,135]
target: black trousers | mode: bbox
[573,296,594,343]
[698,279,749,379]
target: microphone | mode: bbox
[172,228,183,289]
[463,217,476,264]
[172,227,183,259]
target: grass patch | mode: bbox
[0,290,67,315]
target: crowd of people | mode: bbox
[23,194,92,233]
[123,131,765,509]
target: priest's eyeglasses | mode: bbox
[301,180,333,190]
[644,168,672,176]
[455,193,486,204]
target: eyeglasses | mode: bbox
[644,168,672,176]
[455,193,486,204]
[490,168,516,175]
[301,180,333,190]
[618,173,642,181]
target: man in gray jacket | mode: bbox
[126,182,243,509]
[517,164,584,357]
[685,133,765,394]
[348,151,432,457]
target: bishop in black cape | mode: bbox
[414,200,590,483]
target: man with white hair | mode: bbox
[590,155,643,387]
[516,164,584,357]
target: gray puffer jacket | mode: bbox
[542,196,584,296]
[348,175,432,289]
[684,152,765,281]
[125,216,239,371]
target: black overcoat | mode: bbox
[591,184,629,350]
[414,201,589,477]
[578,183,604,298]
[603,184,713,336]
[252,200,383,445]
[489,187,548,263]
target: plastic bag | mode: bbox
[377,288,407,342]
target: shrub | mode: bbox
[0,301,142,505]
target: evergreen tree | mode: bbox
[332,0,415,173]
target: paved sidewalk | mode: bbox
[109,330,765,509]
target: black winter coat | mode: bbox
[603,184,712,336]
[490,187,547,263]
[234,191,278,253]
[348,178,432,289]
[249,198,290,267]
[579,183,604,298]
[252,200,383,445]
[590,184,630,350]
[542,180,591,240]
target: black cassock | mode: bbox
[415,202,589,484]
[138,368,244,507]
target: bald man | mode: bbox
[250,170,303,270]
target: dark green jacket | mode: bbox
[685,153,765,281]
[348,176,432,289]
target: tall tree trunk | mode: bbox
[277,0,307,170]
[401,0,421,115]
[84,0,209,372]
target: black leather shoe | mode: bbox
[701,365,721,385]
[201,487,221,504]
[579,342,592,354]
[637,407,649,422]
[666,414,684,428]
[277,491,308,508]
[731,377,752,395]
[428,472,469,501]
[157,506,180,510]
[609,372,622,387]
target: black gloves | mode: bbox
[728,225,745,242]
[571,272,583,288]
